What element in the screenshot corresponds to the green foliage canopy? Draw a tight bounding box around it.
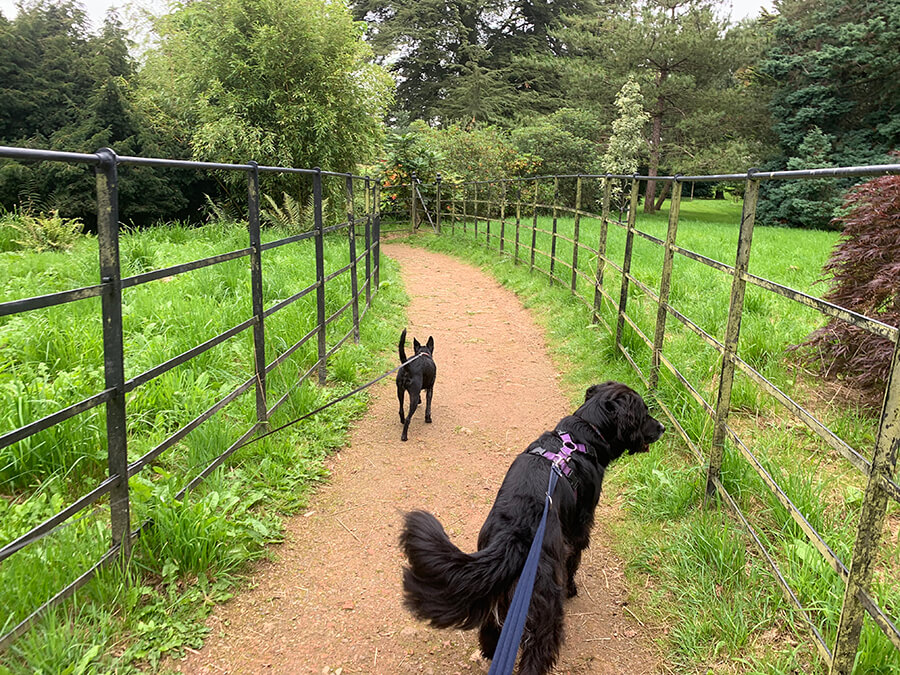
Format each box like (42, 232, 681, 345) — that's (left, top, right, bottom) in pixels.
(756, 0, 900, 228)
(139, 0, 393, 179)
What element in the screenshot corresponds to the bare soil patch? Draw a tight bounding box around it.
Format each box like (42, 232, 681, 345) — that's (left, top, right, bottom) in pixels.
(170, 243, 660, 674)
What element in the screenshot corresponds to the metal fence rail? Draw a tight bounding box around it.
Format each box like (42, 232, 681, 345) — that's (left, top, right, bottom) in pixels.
(0, 145, 382, 651)
(433, 166, 900, 675)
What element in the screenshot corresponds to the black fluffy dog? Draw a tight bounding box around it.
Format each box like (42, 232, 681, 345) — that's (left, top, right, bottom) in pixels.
(396, 328, 436, 442)
(400, 381, 665, 674)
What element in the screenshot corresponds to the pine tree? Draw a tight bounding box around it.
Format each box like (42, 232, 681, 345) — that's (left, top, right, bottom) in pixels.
(756, 0, 900, 228)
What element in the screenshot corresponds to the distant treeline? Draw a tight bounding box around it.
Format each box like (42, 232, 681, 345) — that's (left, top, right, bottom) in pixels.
(0, 0, 897, 228)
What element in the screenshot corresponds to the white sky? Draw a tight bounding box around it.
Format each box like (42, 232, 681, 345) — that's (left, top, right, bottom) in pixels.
(1, 0, 775, 29)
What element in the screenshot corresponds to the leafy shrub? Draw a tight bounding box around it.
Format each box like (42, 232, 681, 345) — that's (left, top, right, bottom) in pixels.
(377, 121, 539, 221)
(9, 210, 84, 252)
(798, 171, 900, 405)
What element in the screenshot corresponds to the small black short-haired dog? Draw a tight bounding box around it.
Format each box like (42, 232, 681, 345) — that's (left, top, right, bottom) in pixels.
(400, 381, 664, 674)
(396, 328, 436, 442)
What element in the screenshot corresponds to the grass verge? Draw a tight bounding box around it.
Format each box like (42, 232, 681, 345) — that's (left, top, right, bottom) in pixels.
(395, 197, 899, 674)
(0, 220, 406, 673)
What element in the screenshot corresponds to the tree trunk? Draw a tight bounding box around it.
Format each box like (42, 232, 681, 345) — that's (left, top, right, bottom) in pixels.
(653, 180, 671, 211)
(644, 69, 668, 214)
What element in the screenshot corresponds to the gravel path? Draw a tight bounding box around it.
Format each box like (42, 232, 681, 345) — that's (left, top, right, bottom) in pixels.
(172, 243, 660, 675)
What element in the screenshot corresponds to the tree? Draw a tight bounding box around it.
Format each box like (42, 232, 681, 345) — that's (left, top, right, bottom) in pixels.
(601, 78, 649, 177)
(353, 0, 592, 125)
(0, 2, 192, 225)
(798, 171, 900, 406)
(551, 0, 772, 211)
(139, 0, 393, 190)
(600, 78, 649, 208)
(755, 0, 900, 228)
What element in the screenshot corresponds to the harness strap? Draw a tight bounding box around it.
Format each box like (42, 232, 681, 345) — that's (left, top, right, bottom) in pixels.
(528, 431, 587, 479)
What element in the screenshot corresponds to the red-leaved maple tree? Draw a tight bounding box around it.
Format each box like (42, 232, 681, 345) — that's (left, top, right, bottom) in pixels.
(800, 171, 900, 407)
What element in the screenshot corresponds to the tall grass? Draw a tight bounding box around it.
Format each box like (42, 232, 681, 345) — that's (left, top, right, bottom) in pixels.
(0, 219, 406, 672)
(401, 197, 898, 674)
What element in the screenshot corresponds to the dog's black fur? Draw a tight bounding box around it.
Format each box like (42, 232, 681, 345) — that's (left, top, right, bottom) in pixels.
(396, 328, 436, 442)
(400, 381, 665, 675)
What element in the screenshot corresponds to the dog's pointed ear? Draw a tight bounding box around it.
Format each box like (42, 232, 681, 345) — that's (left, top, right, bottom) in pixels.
(413, 337, 421, 350)
(426, 336, 434, 352)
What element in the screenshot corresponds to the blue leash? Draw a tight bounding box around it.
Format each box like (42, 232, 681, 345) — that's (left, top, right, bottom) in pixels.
(487, 465, 561, 675)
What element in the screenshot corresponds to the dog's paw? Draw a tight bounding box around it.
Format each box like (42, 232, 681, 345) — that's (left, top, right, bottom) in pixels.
(401, 434, 408, 442)
(425, 415, 432, 423)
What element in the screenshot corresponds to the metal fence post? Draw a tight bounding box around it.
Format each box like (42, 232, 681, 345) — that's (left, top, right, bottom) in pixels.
(462, 183, 468, 235)
(474, 182, 479, 242)
(313, 168, 327, 385)
(499, 181, 507, 253)
(450, 183, 456, 236)
(831, 338, 900, 673)
(485, 182, 492, 249)
(364, 177, 372, 309)
(410, 172, 417, 232)
(615, 177, 641, 347)
(530, 178, 538, 271)
(593, 176, 612, 323)
(550, 176, 560, 281)
(95, 147, 130, 561)
(435, 173, 442, 234)
(706, 173, 759, 501)
(514, 182, 522, 265)
(346, 175, 360, 343)
(374, 181, 381, 289)
(247, 161, 267, 425)
(650, 177, 683, 389)
(571, 175, 582, 293)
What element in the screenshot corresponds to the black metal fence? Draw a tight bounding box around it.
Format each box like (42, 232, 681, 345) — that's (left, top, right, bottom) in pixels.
(422, 166, 900, 675)
(0, 146, 382, 651)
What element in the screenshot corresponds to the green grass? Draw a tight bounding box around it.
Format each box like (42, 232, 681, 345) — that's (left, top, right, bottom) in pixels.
(0, 219, 406, 673)
(398, 196, 898, 674)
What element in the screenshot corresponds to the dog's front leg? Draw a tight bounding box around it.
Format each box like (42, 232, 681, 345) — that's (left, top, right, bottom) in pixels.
(424, 386, 433, 423)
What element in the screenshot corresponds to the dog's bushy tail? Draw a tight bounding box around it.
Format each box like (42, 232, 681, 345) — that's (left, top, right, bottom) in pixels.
(400, 510, 526, 630)
(398, 328, 408, 364)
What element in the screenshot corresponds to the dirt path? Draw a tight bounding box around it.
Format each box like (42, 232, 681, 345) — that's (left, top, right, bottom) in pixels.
(172, 244, 660, 675)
